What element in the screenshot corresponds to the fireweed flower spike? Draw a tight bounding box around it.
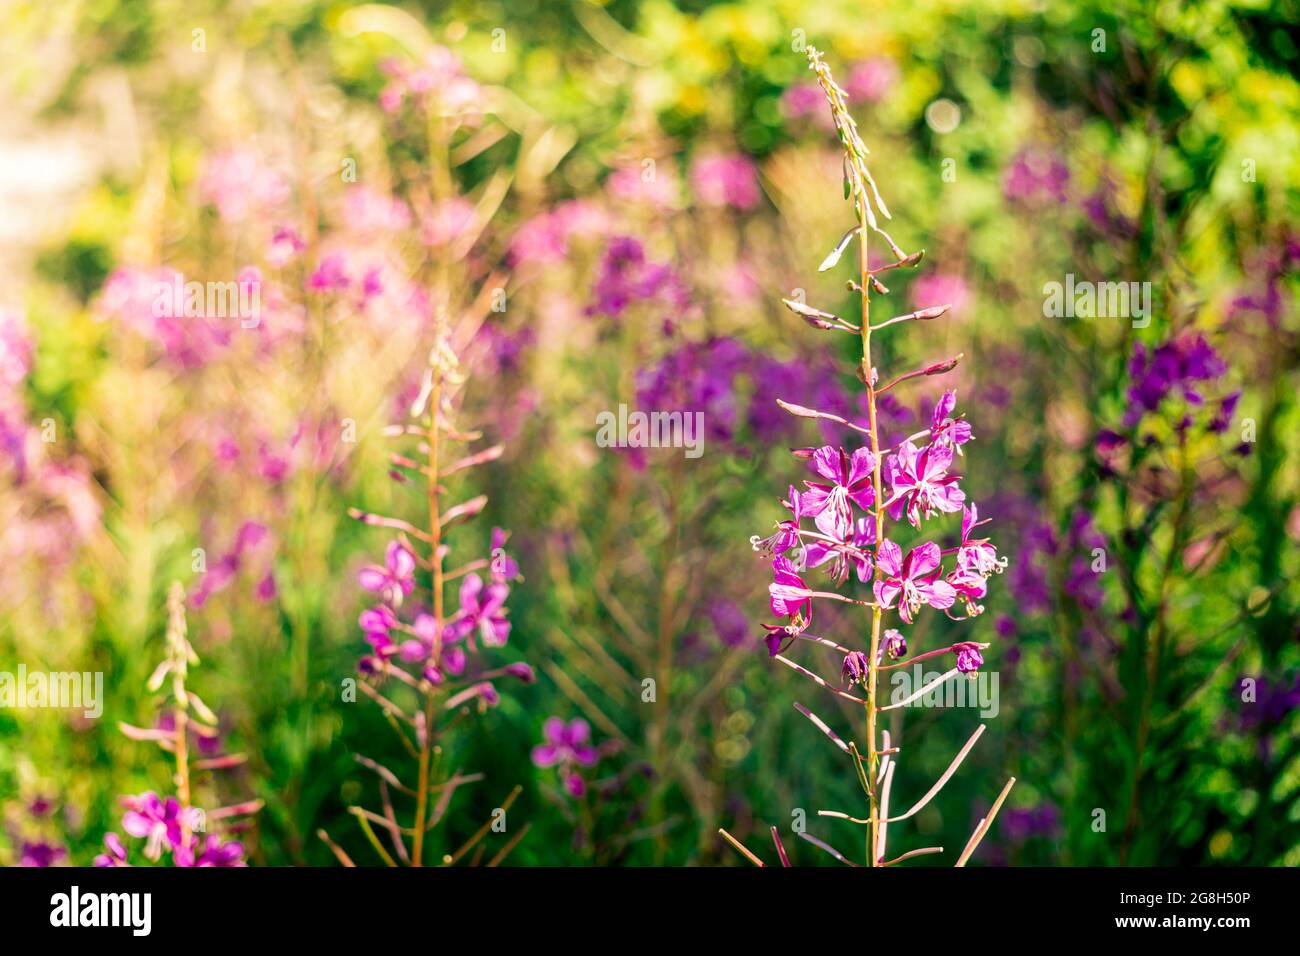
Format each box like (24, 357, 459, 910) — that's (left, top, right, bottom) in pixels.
(722, 49, 1015, 868)
(325, 48, 531, 868)
(105, 583, 261, 867)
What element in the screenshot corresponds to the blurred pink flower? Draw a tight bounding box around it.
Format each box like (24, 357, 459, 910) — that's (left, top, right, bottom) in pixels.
(911, 272, 972, 317)
(378, 47, 481, 115)
(782, 81, 835, 131)
(267, 227, 305, 267)
(343, 187, 411, 234)
(199, 149, 289, 223)
(0, 311, 32, 391)
(421, 197, 476, 246)
(607, 164, 680, 208)
(690, 153, 761, 210)
(508, 200, 609, 266)
(844, 57, 899, 102)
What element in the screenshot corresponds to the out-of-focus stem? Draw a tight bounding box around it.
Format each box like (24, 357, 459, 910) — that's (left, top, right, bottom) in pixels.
(167, 584, 193, 848)
(413, 107, 453, 868)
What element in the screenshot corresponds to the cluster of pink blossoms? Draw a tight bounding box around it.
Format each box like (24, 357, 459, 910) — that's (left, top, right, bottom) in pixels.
(94, 793, 246, 868)
(356, 528, 531, 699)
(757, 389, 1005, 669)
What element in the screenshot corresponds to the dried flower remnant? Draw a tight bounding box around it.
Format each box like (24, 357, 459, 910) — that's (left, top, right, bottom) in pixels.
(722, 49, 1015, 869)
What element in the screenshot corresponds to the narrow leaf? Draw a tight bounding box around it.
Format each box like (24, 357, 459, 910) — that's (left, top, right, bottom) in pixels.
(818, 226, 861, 272)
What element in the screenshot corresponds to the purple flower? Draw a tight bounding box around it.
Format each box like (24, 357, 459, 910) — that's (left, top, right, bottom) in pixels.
(1209, 390, 1241, 434)
(957, 503, 1005, 577)
(358, 542, 416, 607)
(634, 337, 748, 457)
(880, 628, 907, 662)
(450, 573, 511, 647)
(121, 792, 185, 861)
(768, 555, 814, 624)
(803, 515, 875, 585)
(308, 253, 351, 292)
(175, 835, 247, 867)
(842, 650, 870, 687)
(532, 717, 598, 768)
(1123, 334, 1227, 427)
(954, 642, 984, 674)
(532, 717, 598, 797)
(1002, 148, 1070, 207)
(885, 440, 965, 527)
(93, 832, 129, 868)
(709, 598, 751, 648)
(359, 604, 398, 657)
(750, 487, 804, 558)
(929, 390, 973, 451)
(1001, 804, 1062, 843)
(586, 236, 687, 319)
(874, 540, 957, 624)
(19, 840, 66, 867)
(946, 566, 988, 615)
(799, 446, 876, 538)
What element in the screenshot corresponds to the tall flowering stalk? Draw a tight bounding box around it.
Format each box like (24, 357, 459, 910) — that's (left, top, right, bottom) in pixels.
(319, 46, 533, 868)
(329, 321, 533, 868)
(722, 49, 1014, 867)
(100, 583, 262, 866)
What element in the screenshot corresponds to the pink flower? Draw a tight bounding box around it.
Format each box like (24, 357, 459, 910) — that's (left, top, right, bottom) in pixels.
(93, 832, 129, 867)
(879, 628, 907, 662)
(0, 312, 32, 391)
(885, 440, 965, 527)
(910, 272, 971, 317)
(422, 197, 476, 246)
(308, 253, 351, 292)
(532, 717, 598, 797)
(690, 153, 761, 210)
(121, 793, 185, 861)
(343, 187, 411, 234)
(781, 81, 833, 129)
(357, 542, 416, 607)
(768, 555, 813, 622)
(874, 540, 957, 623)
(449, 573, 511, 647)
(930, 390, 973, 451)
(174, 835, 247, 867)
(199, 149, 289, 223)
(945, 566, 987, 615)
(607, 164, 681, 208)
(954, 642, 984, 673)
(844, 57, 899, 103)
(751, 485, 804, 558)
(842, 650, 870, 687)
(378, 47, 481, 115)
(508, 201, 609, 266)
(799, 446, 876, 538)
(803, 515, 875, 584)
(957, 503, 1005, 577)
